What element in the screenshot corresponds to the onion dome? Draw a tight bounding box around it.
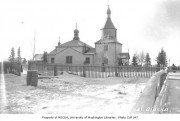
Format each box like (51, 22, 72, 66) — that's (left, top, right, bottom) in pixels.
(73, 23, 80, 40)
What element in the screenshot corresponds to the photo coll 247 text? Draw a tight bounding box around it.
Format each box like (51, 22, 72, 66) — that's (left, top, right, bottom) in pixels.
(42, 115, 138, 120)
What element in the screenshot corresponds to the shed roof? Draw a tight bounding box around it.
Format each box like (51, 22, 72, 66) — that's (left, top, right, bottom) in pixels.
(118, 53, 130, 59)
(34, 54, 43, 60)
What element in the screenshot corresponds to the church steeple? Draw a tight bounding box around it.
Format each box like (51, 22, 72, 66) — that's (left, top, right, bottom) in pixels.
(103, 5, 116, 29)
(101, 5, 117, 40)
(73, 23, 80, 40)
(58, 36, 61, 46)
(107, 5, 111, 18)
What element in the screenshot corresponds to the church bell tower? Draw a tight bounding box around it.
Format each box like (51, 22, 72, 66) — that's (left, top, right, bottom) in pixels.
(95, 5, 122, 65)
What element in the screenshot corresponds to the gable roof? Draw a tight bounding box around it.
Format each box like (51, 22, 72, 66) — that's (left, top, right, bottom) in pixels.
(61, 40, 93, 48)
(48, 40, 95, 56)
(95, 39, 122, 45)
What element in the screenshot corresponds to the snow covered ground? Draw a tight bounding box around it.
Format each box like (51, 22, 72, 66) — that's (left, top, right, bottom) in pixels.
(0, 72, 149, 114)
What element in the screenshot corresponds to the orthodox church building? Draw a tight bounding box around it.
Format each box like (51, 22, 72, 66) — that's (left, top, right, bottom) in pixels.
(48, 6, 129, 65)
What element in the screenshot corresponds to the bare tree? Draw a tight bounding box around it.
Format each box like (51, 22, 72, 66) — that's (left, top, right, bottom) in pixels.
(136, 51, 145, 66)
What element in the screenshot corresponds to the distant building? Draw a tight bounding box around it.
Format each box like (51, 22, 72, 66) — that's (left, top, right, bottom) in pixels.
(48, 6, 129, 65)
(34, 54, 43, 61)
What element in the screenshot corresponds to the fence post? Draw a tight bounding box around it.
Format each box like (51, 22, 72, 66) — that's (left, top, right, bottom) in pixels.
(115, 66, 118, 77)
(101, 63, 105, 72)
(54, 65, 57, 76)
(18, 63, 21, 76)
(10, 62, 12, 73)
(28, 61, 31, 70)
(83, 65, 86, 77)
(83, 61, 86, 77)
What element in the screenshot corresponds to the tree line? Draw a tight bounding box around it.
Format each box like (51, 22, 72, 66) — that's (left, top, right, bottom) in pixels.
(132, 51, 151, 67)
(131, 48, 171, 67)
(8, 47, 27, 64)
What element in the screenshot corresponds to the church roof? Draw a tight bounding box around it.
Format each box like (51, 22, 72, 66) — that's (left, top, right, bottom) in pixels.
(60, 24, 93, 48)
(61, 40, 93, 48)
(49, 49, 56, 55)
(95, 39, 122, 45)
(49, 40, 94, 55)
(84, 48, 95, 55)
(49, 25, 94, 55)
(102, 6, 116, 29)
(102, 18, 116, 29)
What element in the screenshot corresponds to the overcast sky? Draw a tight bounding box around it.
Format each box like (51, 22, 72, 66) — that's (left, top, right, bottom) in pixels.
(0, 0, 180, 65)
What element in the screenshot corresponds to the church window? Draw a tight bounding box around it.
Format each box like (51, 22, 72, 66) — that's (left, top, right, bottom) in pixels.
(51, 58, 55, 63)
(66, 56, 72, 64)
(85, 57, 90, 64)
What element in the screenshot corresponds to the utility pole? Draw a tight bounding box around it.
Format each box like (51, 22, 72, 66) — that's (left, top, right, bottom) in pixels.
(128, 49, 129, 65)
(115, 43, 117, 65)
(33, 31, 36, 62)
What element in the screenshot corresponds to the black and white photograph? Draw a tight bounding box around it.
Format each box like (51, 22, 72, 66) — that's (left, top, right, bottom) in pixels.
(0, 0, 180, 120)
